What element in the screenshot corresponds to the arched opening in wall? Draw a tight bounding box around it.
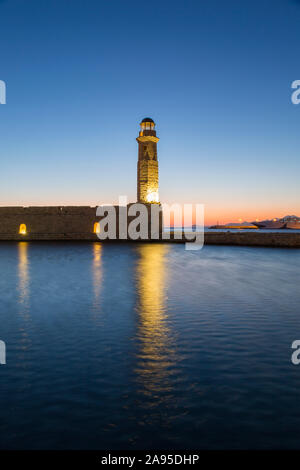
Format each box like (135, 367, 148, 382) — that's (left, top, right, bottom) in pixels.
(93, 222, 100, 234)
(19, 224, 27, 235)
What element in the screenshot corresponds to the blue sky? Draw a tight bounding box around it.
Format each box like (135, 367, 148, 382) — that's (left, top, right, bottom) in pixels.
(0, 0, 299, 223)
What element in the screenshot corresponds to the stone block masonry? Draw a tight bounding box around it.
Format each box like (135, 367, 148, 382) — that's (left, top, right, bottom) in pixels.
(0, 205, 162, 241)
(0, 206, 299, 247)
(0, 206, 100, 240)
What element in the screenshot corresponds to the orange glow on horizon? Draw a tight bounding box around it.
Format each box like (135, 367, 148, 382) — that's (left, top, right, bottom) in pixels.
(160, 202, 300, 227)
(2, 199, 299, 229)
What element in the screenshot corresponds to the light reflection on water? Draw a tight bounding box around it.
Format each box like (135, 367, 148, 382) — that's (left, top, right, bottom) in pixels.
(92, 243, 102, 312)
(0, 242, 300, 449)
(17, 242, 31, 357)
(18, 242, 29, 307)
(135, 244, 176, 396)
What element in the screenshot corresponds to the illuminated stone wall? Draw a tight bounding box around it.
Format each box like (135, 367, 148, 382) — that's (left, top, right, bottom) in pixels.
(0, 207, 299, 245)
(0, 206, 98, 240)
(0, 205, 163, 241)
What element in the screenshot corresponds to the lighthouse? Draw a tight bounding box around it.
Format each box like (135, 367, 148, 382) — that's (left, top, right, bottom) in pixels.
(136, 118, 159, 204)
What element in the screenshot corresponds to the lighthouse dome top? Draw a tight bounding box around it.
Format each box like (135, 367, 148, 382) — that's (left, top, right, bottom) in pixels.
(141, 117, 154, 123)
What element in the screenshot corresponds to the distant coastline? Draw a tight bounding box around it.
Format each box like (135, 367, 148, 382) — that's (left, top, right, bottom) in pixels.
(208, 215, 300, 231)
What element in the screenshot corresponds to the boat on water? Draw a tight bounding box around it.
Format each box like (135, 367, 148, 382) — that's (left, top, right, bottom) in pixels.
(252, 215, 300, 230)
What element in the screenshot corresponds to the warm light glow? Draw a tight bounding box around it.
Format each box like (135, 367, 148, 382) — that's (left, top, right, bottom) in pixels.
(92, 244, 102, 312)
(93, 222, 100, 234)
(18, 242, 29, 310)
(141, 121, 155, 130)
(136, 244, 175, 394)
(19, 224, 27, 235)
(146, 191, 159, 203)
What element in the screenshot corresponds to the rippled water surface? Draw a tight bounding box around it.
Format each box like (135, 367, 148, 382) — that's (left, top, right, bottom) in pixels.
(0, 242, 300, 449)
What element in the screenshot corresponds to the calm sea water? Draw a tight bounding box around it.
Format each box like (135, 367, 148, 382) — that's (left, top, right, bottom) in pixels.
(0, 242, 300, 449)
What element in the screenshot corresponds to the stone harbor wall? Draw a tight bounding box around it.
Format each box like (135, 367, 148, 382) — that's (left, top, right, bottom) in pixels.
(203, 231, 300, 248)
(0, 206, 161, 241)
(0, 206, 299, 247)
(0, 206, 98, 240)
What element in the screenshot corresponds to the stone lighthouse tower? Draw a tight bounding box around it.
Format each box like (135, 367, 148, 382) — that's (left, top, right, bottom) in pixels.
(136, 117, 159, 203)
